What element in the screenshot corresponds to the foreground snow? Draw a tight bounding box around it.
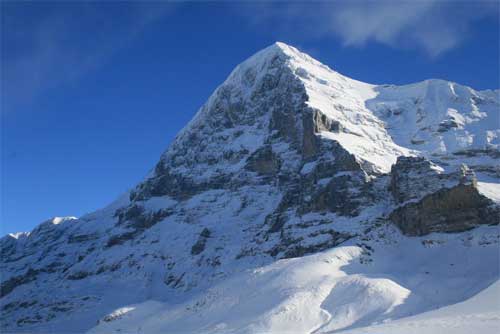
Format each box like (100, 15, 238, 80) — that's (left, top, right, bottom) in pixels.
(89, 226, 499, 334)
(338, 280, 500, 334)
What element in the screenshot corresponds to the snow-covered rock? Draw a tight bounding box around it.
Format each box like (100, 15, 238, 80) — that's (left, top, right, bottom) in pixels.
(1, 42, 499, 333)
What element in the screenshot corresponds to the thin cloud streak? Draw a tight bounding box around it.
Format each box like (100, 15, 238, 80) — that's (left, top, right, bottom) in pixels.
(1, 2, 174, 113)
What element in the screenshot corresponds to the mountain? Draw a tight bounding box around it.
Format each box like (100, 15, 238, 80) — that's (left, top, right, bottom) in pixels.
(1, 42, 499, 333)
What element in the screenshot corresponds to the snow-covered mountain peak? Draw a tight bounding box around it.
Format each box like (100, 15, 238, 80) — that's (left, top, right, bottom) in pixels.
(5, 232, 29, 241)
(232, 41, 325, 71)
(155, 42, 499, 177)
(48, 216, 78, 225)
(1, 43, 498, 333)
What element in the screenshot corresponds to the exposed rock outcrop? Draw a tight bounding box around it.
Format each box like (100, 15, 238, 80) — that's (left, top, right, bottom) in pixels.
(390, 156, 446, 204)
(389, 156, 497, 236)
(390, 183, 499, 236)
(191, 228, 211, 255)
(390, 156, 479, 203)
(245, 146, 281, 176)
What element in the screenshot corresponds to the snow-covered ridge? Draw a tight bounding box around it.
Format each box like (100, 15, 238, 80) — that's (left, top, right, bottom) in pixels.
(1, 42, 498, 333)
(279, 42, 498, 172)
(6, 232, 30, 240)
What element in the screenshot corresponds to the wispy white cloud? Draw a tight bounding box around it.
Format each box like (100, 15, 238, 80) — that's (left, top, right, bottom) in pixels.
(238, 1, 497, 58)
(330, 1, 435, 48)
(328, 0, 496, 57)
(1, 2, 174, 112)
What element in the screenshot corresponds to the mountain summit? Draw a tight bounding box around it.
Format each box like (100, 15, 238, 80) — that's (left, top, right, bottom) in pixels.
(1, 43, 499, 333)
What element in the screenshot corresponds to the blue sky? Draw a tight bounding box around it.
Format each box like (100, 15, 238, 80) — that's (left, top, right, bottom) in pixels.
(1, 1, 499, 234)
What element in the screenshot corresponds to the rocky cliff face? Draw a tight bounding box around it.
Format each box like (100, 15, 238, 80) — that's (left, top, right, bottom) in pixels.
(389, 157, 498, 235)
(1, 42, 499, 332)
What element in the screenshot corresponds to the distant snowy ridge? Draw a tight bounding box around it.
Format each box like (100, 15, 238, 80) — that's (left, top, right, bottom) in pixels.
(1, 42, 498, 333)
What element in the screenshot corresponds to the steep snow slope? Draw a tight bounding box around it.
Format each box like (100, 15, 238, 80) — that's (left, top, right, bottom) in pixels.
(267, 43, 498, 173)
(279, 44, 411, 173)
(1, 42, 499, 333)
(88, 225, 499, 334)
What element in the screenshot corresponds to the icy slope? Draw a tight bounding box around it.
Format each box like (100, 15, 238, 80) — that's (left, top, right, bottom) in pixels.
(1, 42, 499, 333)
